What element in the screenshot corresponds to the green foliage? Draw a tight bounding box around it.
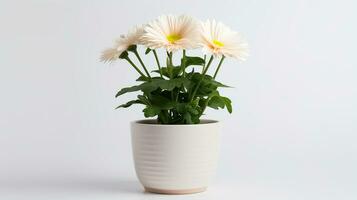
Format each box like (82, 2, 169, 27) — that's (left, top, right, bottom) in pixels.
(183, 56, 205, 67)
(115, 99, 143, 109)
(115, 51, 233, 124)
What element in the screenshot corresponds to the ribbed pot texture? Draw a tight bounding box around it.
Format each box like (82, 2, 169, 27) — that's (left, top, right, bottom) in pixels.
(131, 119, 220, 194)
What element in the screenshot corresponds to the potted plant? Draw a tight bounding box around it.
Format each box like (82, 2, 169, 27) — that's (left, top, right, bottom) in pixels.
(101, 14, 248, 194)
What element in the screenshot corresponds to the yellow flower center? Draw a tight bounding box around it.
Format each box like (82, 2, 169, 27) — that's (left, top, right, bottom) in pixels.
(166, 34, 181, 43)
(213, 39, 224, 47)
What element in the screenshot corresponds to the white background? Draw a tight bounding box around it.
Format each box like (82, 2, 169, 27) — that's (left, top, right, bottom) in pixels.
(1, 0, 356, 199)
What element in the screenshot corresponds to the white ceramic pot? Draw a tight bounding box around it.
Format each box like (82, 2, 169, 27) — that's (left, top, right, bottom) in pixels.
(131, 119, 220, 194)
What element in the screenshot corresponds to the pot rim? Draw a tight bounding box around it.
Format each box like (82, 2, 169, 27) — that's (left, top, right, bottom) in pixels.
(131, 119, 219, 127)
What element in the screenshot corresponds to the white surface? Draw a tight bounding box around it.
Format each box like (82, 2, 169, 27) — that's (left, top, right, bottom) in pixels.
(2, 177, 353, 200)
(0, 0, 356, 199)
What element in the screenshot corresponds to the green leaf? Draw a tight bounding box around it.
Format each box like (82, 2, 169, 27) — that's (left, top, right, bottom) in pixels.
(152, 67, 182, 78)
(116, 78, 190, 98)
(184, 56, 205, 67)
(191, 97, 200, 107)
(115, 85, 143, 97)
(187, 106, 199, 115)
(191, 114, 200, 124)
(115, 83, 156, 97)
(158, 78, 189, 91)
(115, 100, 143, 109)
(148, 94, 176, 109)
(221, 96, 233, 113)
(158, 110, 169, 124)
(185, 72, 231, 97)
(143, 106, 160, 117)
(175, 103, 186, 113)
(188, 72, 231, 87)
(175, 103, 199, 115)
(137, 95, 151, 105)
(137, 76, 163, 82)
(211, 79, 231, 88)
(136, 76, 149, 82)
(208, 96, 225, 109)
(208, 90, 220, 98)
(183, 112, 193, 124)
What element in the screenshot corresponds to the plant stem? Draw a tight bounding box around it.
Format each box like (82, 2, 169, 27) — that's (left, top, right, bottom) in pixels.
(176, 50, 186, 102)
(166, 51, 174, 78)
(202, 55, 214, 75)
(167, 51, 174, 100)
(198, 56, 225, 116)
(182, 50, 186, 77)
(175, 89, 180, 102)
(190, 55, 214, 101)
(168, 51, 173, 66)
(124, 57, 146, 78)
(152, 50, 162, 78)
(213, 56, 225, 79)
(133, 49, 151, 79)
(202, 54, 207, 73)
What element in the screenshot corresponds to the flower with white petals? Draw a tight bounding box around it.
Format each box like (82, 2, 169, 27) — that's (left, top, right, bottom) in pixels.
(100, 25, 145, 63)
(141, 15, 199, 52)
(199, 20, 248, 61)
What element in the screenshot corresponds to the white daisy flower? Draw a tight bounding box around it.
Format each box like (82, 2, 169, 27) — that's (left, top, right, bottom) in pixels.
(100, 25, 145, 63)
(141, 14, 199, 52)
(100, 48, 121, 63)
(199, 20, 248, 61)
